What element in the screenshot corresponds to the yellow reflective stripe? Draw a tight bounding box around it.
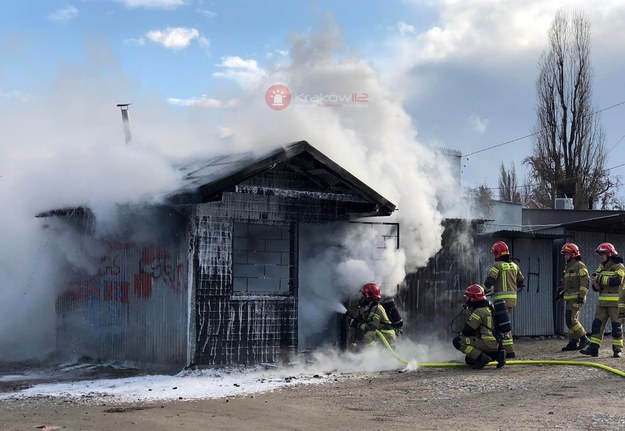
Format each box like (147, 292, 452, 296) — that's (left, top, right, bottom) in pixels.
(600, 271, 617, 276)
(489, 267, 500, 276)
(482, 335, 496, 341)
(470, 313, 480, 321)
(599, 296, 619, 301)
(619, 304, 625, 311)
(563, 295, 578, 300)
(570, 322, 583, 331)
(614, 339, 624, 347)
(502, 339, 514, 346)
(590, 336, 602, 344)
(579, 268, 589, 276)
(618, 269, 625, 277)
(493, 293, 517, 299)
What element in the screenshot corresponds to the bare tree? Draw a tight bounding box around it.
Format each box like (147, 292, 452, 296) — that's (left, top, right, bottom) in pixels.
(498, 162, 521, 202)
(468, 184, 495, 218)
(524, 10, 614, 209)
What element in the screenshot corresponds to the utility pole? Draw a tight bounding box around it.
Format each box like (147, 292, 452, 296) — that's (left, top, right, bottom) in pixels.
(116, 103, 132, 145)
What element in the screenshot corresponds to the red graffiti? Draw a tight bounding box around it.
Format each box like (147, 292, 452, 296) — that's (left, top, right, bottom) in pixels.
(134, 273, 152, 299)
(103, 281, 129, 303)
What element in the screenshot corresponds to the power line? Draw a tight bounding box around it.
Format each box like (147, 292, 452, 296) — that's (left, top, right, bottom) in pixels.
(463, 99, 625, 158)
(482, 161, 625, 191)
(463, 133, 536, 157)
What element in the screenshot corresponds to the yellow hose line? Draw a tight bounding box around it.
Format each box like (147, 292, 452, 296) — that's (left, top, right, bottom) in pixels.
(373, 330, 625, 378)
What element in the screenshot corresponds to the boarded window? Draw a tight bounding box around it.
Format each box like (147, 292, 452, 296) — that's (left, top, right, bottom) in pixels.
(232, 223, 291, 294)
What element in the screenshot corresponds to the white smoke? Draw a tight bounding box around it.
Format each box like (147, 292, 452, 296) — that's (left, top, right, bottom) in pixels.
(0, 16, 464, 362)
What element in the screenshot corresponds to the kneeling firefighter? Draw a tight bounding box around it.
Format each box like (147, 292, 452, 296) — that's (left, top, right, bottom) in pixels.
(452, 284, 506, 369)
(345, 282, 398, 348)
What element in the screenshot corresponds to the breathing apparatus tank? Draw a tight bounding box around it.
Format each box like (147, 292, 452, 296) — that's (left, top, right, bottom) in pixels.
(382, 296, 404, 330)
(491, 299, 512, 334)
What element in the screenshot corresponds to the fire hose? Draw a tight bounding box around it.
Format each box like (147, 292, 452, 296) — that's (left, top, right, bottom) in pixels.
(373, 329, 625, 378)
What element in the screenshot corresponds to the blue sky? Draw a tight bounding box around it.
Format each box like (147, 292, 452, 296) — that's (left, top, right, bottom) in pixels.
(4, 0, 625, 199)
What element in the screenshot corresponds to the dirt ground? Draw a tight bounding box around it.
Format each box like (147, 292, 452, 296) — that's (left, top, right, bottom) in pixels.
(3, 337, 625, 431)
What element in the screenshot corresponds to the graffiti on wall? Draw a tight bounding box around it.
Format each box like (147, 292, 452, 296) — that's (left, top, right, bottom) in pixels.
(61, 243, 187, 302)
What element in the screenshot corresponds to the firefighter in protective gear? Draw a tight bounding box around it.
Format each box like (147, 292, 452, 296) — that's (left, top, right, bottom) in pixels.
(452, 284, 505, 369)
(346, 283, 397, 349)
(557, 243, 591, 351)
(484, 241, 525, 358)
(580, 242, 625, 358)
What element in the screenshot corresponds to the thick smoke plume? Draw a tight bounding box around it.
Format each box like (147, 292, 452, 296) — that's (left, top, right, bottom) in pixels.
(0, 17, 463, 362)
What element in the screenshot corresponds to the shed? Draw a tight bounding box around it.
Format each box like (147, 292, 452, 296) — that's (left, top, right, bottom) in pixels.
(41, 141, 395, 370)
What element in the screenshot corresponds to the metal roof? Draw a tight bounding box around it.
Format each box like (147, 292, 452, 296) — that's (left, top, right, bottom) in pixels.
(166, 140, 396, 215)
(479, 229, 565, 239)
(559, 212, 625, 234)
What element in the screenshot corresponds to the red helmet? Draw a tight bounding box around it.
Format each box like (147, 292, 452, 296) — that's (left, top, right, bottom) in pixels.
(464, 284, 486, 302)
(491, 241, 509, 258)
(561, 243, 580, 258)
(595, 242, 618, 257)
(361, 282, 382, 301)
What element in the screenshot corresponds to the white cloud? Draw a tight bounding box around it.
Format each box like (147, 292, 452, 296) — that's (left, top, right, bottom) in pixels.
(145, 27, 204, 50)
(47, 6, 79, 22)
(468, 114, 489, 134)
(397, 21, 416, 35)
(212, 56, 267, 90)
(123, 37, 146, 47)
(117, 0, 186, 9)
(197, 8, 216, 19)
(167, 95, 238, 108)
(1, 89, 29, 102)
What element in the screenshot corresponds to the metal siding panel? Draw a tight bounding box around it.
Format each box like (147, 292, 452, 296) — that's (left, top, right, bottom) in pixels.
(511, 238, 554, 336)
(57, 240, 189, 369)
(401, 221, 480, 335)
(477, 237, 554, 336)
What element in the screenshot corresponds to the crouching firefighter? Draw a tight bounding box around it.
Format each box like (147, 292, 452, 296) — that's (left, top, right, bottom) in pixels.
(346, 282, 397, 349)
(452, 284, 506, 370)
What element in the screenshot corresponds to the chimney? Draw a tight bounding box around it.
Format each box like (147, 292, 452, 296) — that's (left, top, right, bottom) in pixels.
(116, 103, 132, 145)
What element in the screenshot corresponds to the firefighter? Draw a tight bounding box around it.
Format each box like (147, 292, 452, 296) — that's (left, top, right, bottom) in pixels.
(580, 242, 625, 358)
(452, 284, 505, 369)
(484, 241, 525, 358)
(557, 242, 591, 351)
(346, 282, 397, 349)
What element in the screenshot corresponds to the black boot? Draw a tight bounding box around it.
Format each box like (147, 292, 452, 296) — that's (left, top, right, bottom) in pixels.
(472, 353, 492, 370)
(578, 335, 590, 350)
(613, 348, 622, 358)
(505, 351, 516, 359)
(580, 343, 599, 357)
(561, 340, 578, 351)
(495, 350, 506, 368)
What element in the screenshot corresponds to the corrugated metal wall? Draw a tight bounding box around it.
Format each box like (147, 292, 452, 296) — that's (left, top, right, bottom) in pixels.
(477, 236, 555, 336)
(401, 220, 480, 335)
(56, 241, 189, 370)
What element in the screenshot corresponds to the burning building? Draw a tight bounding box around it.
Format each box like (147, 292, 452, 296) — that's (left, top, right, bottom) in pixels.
(40, 141, 395, 370)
